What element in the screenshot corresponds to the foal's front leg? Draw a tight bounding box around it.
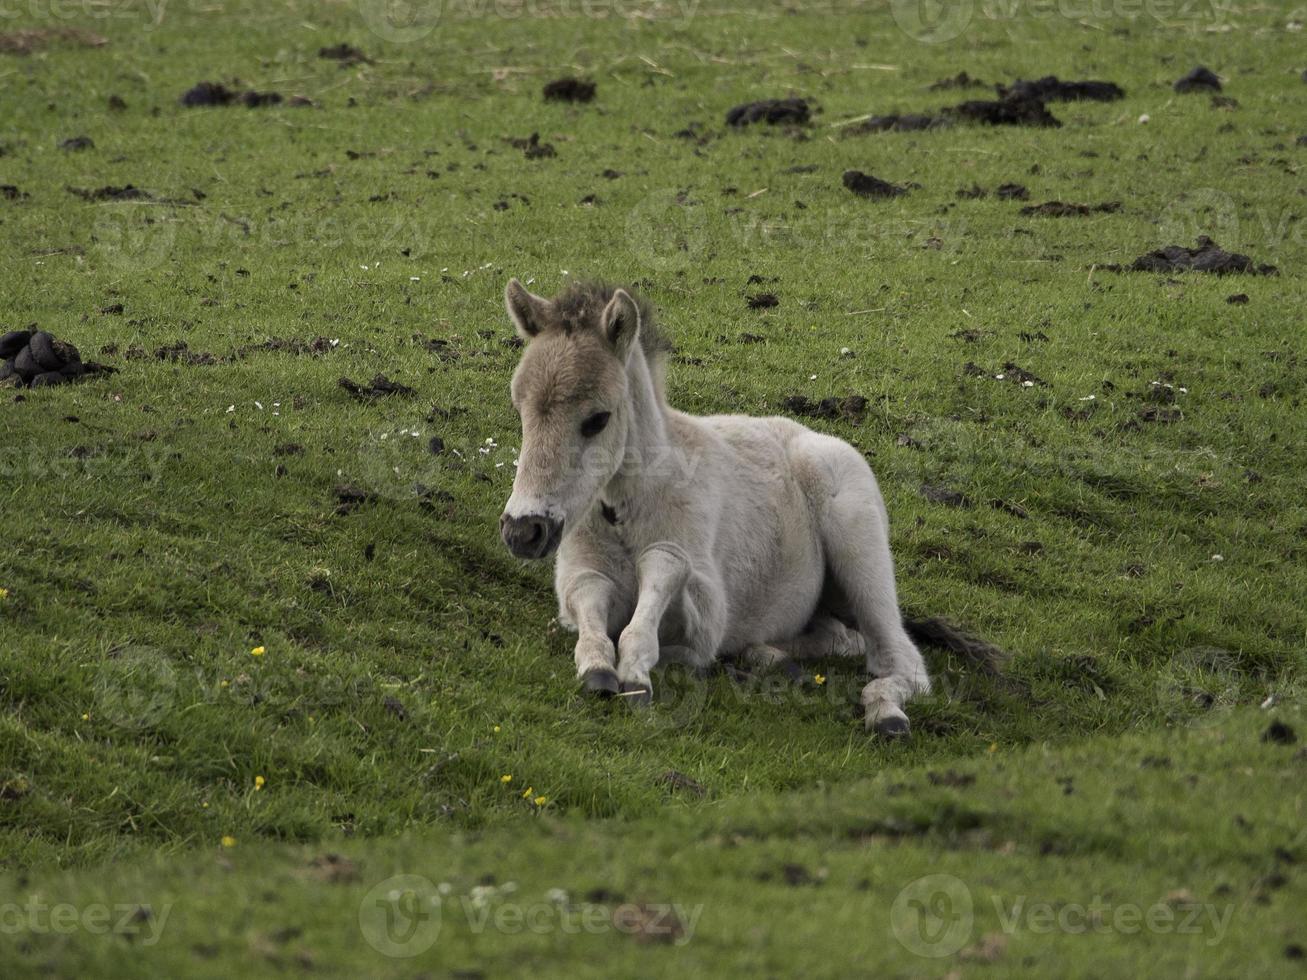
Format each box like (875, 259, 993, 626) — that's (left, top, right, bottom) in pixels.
(615, 544, 691, 706)
(563, 570, 622, 696)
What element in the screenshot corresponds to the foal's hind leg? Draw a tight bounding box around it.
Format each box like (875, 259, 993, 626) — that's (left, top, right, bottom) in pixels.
(740, 617, 866, 683)
(803, 438, 930, 738)
(776, 614, 868, 661)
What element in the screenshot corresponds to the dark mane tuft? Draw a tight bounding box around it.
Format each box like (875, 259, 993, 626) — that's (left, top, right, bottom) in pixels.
(547, 280, 672, 367)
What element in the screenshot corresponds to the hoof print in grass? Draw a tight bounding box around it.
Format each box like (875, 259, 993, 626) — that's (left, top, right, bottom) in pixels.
(543, 77, 595, 103)
(59, 135, 94, 152)
(746, 293, 779, 309)
(842, 170, 906, 198)
(726, 98, 810, 126)
(1174, 66, 1222, 93)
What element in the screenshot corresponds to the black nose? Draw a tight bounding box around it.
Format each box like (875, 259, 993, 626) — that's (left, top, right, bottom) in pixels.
(500, 513, 563, 559)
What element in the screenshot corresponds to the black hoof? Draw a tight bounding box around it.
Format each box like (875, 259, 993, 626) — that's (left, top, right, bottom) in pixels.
(581, 669, 620, 697)
(873, 715, 911, 740)
(619, 681, 652, 708)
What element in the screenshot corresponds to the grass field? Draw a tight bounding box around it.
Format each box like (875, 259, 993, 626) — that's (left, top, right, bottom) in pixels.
(1, 0, 1305, 975)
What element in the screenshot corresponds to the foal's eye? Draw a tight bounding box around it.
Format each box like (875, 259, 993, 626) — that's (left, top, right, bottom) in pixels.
(580, 411, 611, 437)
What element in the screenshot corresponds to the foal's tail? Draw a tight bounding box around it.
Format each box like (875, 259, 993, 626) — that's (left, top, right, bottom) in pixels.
(902, 615, 1007, 675)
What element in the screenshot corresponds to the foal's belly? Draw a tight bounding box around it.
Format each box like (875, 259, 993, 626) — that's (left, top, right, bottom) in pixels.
(708, 422, 826, 650)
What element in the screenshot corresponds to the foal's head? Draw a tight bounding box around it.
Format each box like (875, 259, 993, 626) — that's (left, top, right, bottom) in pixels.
(499, 279, 653, 560)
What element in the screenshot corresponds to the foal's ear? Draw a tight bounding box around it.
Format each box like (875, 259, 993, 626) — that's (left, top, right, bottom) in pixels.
(601, 289, 641, 362)
(504, 278, 550, 340)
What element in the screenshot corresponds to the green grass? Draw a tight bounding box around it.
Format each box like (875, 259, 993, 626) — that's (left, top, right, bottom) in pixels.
(1, 0, 1305, 974)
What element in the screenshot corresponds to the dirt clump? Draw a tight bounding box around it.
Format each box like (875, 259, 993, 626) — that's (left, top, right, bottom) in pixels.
(338, 374, 415, 399)
(1020, 201, 1121, 216)
(507, 133, 556, 159)
(319, 43, 371, 65)
(1112, 237, 1277, 275)
(1174, 66, 1221, 93)
(543, 77, 596, 103)
(180, 81, 293, 108)
(948, 94, 1060, 127)
(726, 98, 810, 126)
(781, 394, 868, 422)
(999, 76, 1124, 102)
(929, 72, 987, 91)
(1, 329, 115, 389)
(843, 171, 907, 198)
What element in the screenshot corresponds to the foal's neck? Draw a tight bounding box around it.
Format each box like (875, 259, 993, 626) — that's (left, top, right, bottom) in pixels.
(607, 348, 675, 499)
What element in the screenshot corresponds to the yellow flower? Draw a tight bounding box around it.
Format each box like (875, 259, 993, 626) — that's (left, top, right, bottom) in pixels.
(81, 713, 90, 721)
(250, 646, 266, 656)
(988, 742, 998, 754)
(221, 835, 237, 848)
(813, 674, 826, 686)
(219, 679, 230, 688)
(254, 775, 266, 791)
(500, 774, 512, 784)
(492, 725, 501, 733)
(0, 587, 9, 600)
(533, 796, 547, 807)
(521, 786, 533, 799)
(202, 801, 209, 809)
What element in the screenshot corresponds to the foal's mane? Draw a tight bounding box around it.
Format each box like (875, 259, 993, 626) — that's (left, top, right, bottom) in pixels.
(550, 281, 672, 383)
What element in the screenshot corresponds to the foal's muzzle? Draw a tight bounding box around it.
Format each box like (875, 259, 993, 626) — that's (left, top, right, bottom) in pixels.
(500, 513, 563, 560)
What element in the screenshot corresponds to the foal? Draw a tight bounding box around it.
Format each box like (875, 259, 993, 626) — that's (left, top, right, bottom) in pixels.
(499, 279, 996, 738)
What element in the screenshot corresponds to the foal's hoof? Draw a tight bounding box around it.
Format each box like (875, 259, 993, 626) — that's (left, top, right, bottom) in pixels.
(619, 681, 652, 708)
(581, 669, 620, 698)
(872, 716, 911, 740)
